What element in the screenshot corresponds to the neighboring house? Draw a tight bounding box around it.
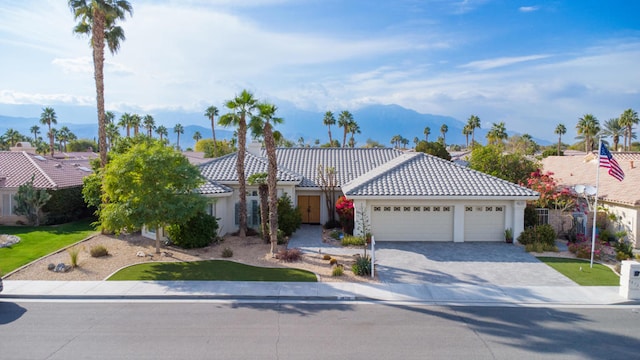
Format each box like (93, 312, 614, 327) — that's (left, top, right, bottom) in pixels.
(0, 144, 96, 225)
(542, 152, 640, 248)
(186, 142, 538, 242)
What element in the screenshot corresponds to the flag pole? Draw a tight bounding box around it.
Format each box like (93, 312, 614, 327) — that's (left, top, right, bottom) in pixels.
(590, 137, 602, 268)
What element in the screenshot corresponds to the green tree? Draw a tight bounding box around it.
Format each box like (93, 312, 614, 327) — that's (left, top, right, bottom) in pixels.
(68, 138, 98, 152)
(462, 125, 472, 148)
(3, 128, 23, 147)
(347, 120, 360, 148)
(338, 110, 353, 148)
(219, 89, 258, 237)
(467, 115, 481, 145)
(554, 123, 566, 156)
(248, 172, 269, 243)
(486, 122, 508, 146)
(323, 111, 336, 146)
(193, 131, 202, 143)
(13, 175, 52, 226)
(143, 114, 155, 137)
(440, 124, 448, 147)
(204, 105, 219, 153)
(415, 141, 451, 160)
(156, 125, 168, 142)
(69, 0, 133, 168)
(619, 108, 638, 150)
(100, 140, 206, 253)
(423, 126, 430, 142)
(30, 125, 40, 143)
(105, 122, 120, 150)
(130, 113, 141, 136)
(40, 107, 57, 156)
(576, 114, 600, 152)
(173, 123, 184, 150)
(118, 112, 132, 137)
(601, 118, 624, 151)
(468, 144, 538, 184)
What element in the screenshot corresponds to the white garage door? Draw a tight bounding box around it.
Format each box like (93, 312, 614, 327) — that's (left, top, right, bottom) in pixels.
(370, 205, 453, 241)
(463, 205, 505, 241)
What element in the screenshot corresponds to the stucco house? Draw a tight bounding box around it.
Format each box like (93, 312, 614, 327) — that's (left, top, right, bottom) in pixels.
(0, 143, 96, 225)
(182, 142, 538, 242)
(542, 152, 640, 248)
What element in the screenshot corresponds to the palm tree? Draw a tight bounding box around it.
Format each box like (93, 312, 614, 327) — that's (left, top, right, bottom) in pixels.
(39, 107, 57, 156)
(347, 120, 360, 148)
(69, 0, 133, 168)
(58, 126, 74, 152)
(423, 126, 430, 142)
(3, 129, 22, 147)
(467, 115, 481, 145)
(486, 122, 508, 145)
(118, 113, 132, 137)
(250, 102, 283, 255)
(130, 113, 141, 136)
(601, 118, 624, 152)
(30, 125, 40, 143)
(390, 134, 401, 148)
(173, 123, 184, 150)
(554, 123, 566, 155)
(143, 114, 155, 137)
(105, 122, 119, 150)
(105, 110, 115, 124)
(462, 124, 472, 148)
(219, 89, 258, 237)
(401, 137, 409, 149)
(576, 114, 600, 152)
(619, 108, 639, 150)
(193, 131, 202, 144)
(413, 137, 420, 147)
(440, 124, 448, 147)
(338, 110, 353, 148)
(204, 105, 219, 153)
(156, 125, 168, 142)
(323, 111, 336, 146)
(51, 128, 60, 153)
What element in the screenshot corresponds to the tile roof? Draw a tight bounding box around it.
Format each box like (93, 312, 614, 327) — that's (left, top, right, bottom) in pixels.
(267, 147, 404, 187)
(542, 153, 640, 206)
(199, 151, 302, 183)
(343, 152, 539, 198)
(0, 151, 93, 189)
(197, 180, 233, 195)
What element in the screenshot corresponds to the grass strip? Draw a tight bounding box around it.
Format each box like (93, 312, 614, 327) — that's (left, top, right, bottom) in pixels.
(537, 256, 619, 286)
(107, 260, 318, 282)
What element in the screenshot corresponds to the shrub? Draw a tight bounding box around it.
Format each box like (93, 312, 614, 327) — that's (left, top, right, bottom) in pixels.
(322, 254, 332, 260)
(278, 248, 302, 262)
(221, 247, 233, 258)
(329, 258, 338, 265)
(166, 212, 219, 249)
(68, 246, 80, 268)
(324, 219, 341, 229)
(524, 242, 558, 253)
(352, 255, 371, 276)
(524, 205, 538, 228)
(541, 148, 563, 158)
(278, 194, 302, 236)
(614, 240, 634, 260)
(330, 230, 342, 240)
(568, 240, 604, 260)
(332, 264, 344, 277)
(517, 224, 556, 246)
(90, 245, 109, 257)
(43, 187, 91, 225)
(335, 196, 354, 234)
(341, 235, 365, 247)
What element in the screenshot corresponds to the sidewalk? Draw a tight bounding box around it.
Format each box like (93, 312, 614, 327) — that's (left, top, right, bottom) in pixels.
(0, 280, 630, 306)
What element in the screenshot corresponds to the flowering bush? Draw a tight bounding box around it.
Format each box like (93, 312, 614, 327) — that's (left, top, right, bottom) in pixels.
(525, 169, 575, 211)
(567, 236, 614, 260)
(335, 196, 354, 235)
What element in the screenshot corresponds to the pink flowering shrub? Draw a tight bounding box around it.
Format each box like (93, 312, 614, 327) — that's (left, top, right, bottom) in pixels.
(335, 196, 354, 235)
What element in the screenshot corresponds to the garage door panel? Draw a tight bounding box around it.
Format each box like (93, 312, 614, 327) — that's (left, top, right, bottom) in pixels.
(464, 205, 505, 241)
(371, 205, 453, 241)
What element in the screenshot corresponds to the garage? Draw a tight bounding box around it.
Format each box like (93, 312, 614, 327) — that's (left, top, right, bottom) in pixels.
(370, 204, 453, 241)
(463, 205, 506, 241)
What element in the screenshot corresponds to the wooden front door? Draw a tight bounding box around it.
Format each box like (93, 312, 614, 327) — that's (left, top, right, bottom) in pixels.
(298, 195, 321, 224)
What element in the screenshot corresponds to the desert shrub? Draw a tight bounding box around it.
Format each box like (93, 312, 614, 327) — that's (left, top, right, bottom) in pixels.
(332, 264, 344, 277)
(221, 247, 233, 258)
(322, 254, 332, 260)
(329, 258, 338, 265)
(341, 235, 365, 246)
(517, 224, 556, 246)
(278, 248, 302, 262)
(568, 240, 605, 260)
(68, 246, 80, 268)
(166, 212, 219, 249)
(541, 148, 563, 158)
(615, 241, 634, 260)
(330, 230, 342, 240)
(90, 244, 109, 257)
(524, 242, 558, 253)
(324, 219, 341, 229)
(278, 194, 302, 236)
(352, 255, 371, 276)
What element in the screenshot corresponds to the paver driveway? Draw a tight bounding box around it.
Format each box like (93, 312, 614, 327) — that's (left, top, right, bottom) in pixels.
(289, 225, 576, 286)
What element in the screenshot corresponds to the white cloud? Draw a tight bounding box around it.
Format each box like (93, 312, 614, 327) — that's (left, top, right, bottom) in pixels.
(519, 6, 540, 13)
(459, 54, 551, 71)
(0, 90, 93, 106)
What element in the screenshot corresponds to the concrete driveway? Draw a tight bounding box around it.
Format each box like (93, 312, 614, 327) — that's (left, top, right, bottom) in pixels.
(289, 225, 576, 286)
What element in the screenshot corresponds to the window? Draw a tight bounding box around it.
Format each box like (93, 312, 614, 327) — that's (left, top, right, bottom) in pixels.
(485, 206, 493, 212)
(235, 200, 260, 226)
(423, 206, 431, 212)
(2, 193, 16, 217)
(465, 206, 473, 212)
(496, 206, 504, 212)
(373, 206, 381, 212)
(413, 206, 421, 212)
(206, 203, 216, 217)
(443, 206, 451, 212)
(536, 208, 549, 225)
(433, 206, 441, 212)
(393, 206, 401, 212)
(383, 206, 391, 212)
(403, 206, 411, 212)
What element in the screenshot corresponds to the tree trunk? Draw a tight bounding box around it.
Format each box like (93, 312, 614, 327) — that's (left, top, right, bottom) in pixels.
(328, 126, 332, 146)
(258, 183, 269, 243)
(155, 226, 161, 254)
(91, 10, 107, 168)
(237, 119, 247, 237)
(211, 116, 217, 156)
(264, 123, 279, 256)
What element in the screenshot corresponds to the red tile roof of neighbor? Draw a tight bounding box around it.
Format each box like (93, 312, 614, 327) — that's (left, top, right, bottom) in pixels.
(0, 151, 96, 190)
(541, 152, 640, 206)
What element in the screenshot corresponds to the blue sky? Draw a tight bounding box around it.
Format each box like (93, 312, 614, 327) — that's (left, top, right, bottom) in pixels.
(1, 0, 639, 141)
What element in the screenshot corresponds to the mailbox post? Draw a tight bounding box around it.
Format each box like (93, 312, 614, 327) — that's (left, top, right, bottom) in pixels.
(619, 261, 640, 300)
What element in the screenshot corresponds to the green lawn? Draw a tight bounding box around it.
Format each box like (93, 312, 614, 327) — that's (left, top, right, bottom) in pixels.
(0, 219, 97, 275)
(108, 260, 318, 282)
(537, 257, 620, 286)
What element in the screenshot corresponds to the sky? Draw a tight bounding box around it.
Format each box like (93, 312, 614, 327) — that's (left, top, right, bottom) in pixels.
(1, 0, 639, 142)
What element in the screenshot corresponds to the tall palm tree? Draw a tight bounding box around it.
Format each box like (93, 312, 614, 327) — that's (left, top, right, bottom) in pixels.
(105, 110, 115, 124)
(576, 114, 600, 152)
(156, 125, 168, 142)
(487, 122, 508, 145)
(118, 112, 132, 137)
(39, 107, 57, 156)
(193, 131, 202, 143)
(413, 137, 420, 147)
(30, 125, 40, 143)
(467, 115, 481, 145)
(250, 102, 283, 256)
(401, 137, 409, 149)
(51, 128, 60, 153)
(204, 105, 219, 153)
(619, 108, 639, 150)
(323, 111, 336, 146)
(219, 89, 258, 238)
(130, 113, 141, 136)
(423, 126, 430, 142)
(390, 134, 401, 148)
(105, 122, 119, 150)
(143, 114, 155, 137)
(58, 126, 74, 152)
(69, 0, 133, 168)
(338, 110, 353, 148)
(347, 120, 360, 148)
(462, 124, 472, 148)
(601, 118, 624, 152)
(3, 129, 22, 147)
(173, 123, 184, 150)
(554, 123, 566, 155)
(440, 124, 448, 147)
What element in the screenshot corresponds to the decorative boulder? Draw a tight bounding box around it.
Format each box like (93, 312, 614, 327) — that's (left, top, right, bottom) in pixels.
(54, 263, 67, 273)
(47, 263, 55, 271)
(136, 251, 146, 257)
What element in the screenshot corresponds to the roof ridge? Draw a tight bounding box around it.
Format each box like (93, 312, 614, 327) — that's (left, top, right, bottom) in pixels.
(23, 152, 57, 188)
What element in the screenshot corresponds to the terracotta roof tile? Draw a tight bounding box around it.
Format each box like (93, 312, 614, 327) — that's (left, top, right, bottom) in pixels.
(0, 151, 93, 189)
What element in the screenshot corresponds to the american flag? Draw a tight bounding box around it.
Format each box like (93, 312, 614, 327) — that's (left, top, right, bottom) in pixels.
(599, 142, 624, 181)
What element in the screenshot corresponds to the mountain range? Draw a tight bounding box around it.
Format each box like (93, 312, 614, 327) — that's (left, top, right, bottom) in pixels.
(0, 103, 550, 150)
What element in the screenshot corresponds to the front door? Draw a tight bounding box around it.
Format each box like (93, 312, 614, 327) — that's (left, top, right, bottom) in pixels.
(298, 195, 321, 224)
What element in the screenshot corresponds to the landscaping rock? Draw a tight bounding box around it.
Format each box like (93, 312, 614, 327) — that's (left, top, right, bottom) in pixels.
(54, 263, 67, 273)
(136, 251, 145, 257)
(0, 234, 20, 248)
(47, 263, 55, 271)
